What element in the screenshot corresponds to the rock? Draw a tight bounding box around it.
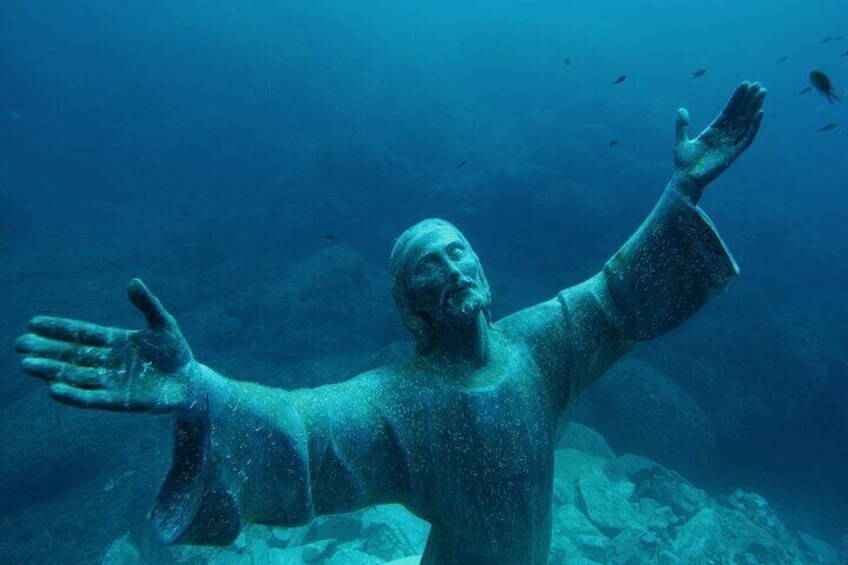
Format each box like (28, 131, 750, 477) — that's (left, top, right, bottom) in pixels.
(268, 527, 296, 549)
(798, 532, 840, 564)
(568, 359, 716, 478)
(723, 489, 794, 542)
(552, 477, 576, 507)
(576, 469, 639, 536)
(554, 448, 607, 485)
(671, 508, 725, 562)
(553, 504, 605, 537)
(657, 550, 681, 565)
(384, 557, 423, 565)
(557, 421, 617, 460)
(607, 527, 655, 565)
(617, 454, 707, 519)
(552, 504, 608, 562)
(100, 534, 140, 565)
(303, 512, 363, 544)
(639, 499, 681, 537)
(302, 538, 337, 563)
(359, 504, 429, 561)
(266, 538, 337, 564)
(327, 546, 385, 564)
(213, 244, 393, 388)
(837, 534, 848, 564)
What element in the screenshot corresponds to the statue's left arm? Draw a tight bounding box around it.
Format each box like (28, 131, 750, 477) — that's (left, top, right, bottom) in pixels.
(498, 82, 766, 412)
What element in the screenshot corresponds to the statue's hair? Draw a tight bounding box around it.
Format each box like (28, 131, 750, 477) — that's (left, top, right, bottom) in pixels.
(390, 218, 491, 353)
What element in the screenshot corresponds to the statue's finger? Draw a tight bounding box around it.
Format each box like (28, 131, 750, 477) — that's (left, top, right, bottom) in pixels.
(128, 278, 172, 330)
(15, 334, 113, 367)
(675, 108, 690, 144)
(739, 82, 761, 116)
(49, 382, 118, 410)
(727, 83, 764, 141)
(743, 87, 767, 126)
(738, 110, 764, 151)
(21, 357, 108, 388)
(30, 316, 124, 347)
(715, 82, 750, 128)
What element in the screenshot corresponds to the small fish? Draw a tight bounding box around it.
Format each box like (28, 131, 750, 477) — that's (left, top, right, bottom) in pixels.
(692, 68, 707, 78)
(843, 49, 848, 57)
(323, 233, 339, 242)
(608, 139, 618, 148)
(456, 160, 468, 169)
(809, 70, 840, 103)
(777, 56, 788, 63)
(817, 123, 838, 132)
(836, 35, 844, 41)
(562, 57, 571, 66)
(103, 478, 116, 492)
(799, 86, 812, 95)
(821, 36, 833, 44)
(768, 113, 777, 119)
(613, 75, 627, 84)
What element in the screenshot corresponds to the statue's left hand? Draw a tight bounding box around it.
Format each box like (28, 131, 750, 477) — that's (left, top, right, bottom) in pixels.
(674, 81, 766, 202)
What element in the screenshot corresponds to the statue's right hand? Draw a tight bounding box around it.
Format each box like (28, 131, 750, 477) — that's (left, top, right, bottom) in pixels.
(15, 278, 197, 414)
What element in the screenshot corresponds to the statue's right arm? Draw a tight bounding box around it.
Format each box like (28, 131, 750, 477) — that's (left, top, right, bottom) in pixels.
(15, 279, 411, 546)
(150, 364, 410, 546)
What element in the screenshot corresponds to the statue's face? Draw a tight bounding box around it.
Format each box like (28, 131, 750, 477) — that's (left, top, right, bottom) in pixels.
(402, 223, 490, 326)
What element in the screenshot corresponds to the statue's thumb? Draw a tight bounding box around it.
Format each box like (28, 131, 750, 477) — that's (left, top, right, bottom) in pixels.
(128, 278, 169, 330)
(675, 108, 690, 144)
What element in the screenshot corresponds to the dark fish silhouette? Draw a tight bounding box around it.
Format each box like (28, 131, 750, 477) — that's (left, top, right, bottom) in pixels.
(810, 70, 840, 103)
(777, 56, 789, 63)
(456, 160, 468, 169)
(843, 49, 848, 57)
(613, 75, 627, 84)
(799, 86, 813, 95)
(836, 35, 844, 41)
(821, 36, 833, 44)
(562, 57, 571, 66)
(692, 68, 707, 78)
(324, 233, 339, 242)
(608, 139, 618, 148)
(817, 123, 838, 132)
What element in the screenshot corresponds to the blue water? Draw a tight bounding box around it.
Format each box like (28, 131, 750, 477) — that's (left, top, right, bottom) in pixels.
(1, 1, 846, 562)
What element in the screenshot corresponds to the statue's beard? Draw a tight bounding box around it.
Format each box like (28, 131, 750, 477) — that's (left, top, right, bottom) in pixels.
(438, 284, 488, 324)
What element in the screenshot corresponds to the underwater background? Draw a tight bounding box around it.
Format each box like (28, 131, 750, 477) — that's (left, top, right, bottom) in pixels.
(1, 0, 846, 563)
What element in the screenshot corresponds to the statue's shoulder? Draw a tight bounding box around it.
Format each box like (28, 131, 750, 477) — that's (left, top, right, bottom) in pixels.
(495, 297, 566, 343)
(347, 363, 409, 390)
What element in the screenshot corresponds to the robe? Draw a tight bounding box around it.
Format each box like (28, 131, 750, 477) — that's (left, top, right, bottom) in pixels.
(149, 187, 738, 564)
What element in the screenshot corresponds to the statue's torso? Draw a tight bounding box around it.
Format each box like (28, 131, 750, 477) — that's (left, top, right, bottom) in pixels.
(383, 336, 556, 564)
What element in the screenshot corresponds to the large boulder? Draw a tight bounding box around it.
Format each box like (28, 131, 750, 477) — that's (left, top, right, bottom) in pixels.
(569, 358, 716, 479)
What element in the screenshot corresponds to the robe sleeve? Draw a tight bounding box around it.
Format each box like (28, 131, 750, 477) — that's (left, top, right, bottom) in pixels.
(148, 371, 411, 546)
(498, 187, 739, 413)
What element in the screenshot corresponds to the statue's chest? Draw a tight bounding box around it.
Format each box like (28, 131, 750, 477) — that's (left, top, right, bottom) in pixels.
(414, 359, 555, 543)
(431, 372, 551, 480)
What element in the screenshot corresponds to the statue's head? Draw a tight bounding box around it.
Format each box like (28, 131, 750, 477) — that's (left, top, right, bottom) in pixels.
(390, 219, 492, 352)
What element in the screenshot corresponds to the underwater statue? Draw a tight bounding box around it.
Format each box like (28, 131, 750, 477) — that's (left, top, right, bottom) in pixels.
(16, 82, 766, 564)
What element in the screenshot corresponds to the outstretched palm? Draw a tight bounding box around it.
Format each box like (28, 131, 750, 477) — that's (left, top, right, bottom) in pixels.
(16, 279, 196, 413)
(674, 81, 766, 200)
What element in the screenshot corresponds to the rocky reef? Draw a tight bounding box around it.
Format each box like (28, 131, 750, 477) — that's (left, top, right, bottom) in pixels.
(99, 423, 846, 565)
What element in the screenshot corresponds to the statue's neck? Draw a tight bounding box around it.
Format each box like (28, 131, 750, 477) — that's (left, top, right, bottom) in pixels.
(428, 311, 492, 369)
